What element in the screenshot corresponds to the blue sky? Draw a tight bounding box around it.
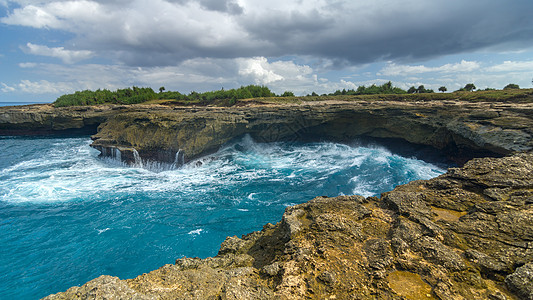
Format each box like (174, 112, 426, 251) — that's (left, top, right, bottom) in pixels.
(1, 0, 533, 102)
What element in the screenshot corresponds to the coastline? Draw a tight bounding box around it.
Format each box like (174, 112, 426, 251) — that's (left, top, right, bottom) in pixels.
(1, 97, 532, 299)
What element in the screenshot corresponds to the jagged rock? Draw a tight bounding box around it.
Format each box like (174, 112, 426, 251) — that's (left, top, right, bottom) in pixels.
(505, 262, 533, 300)
(44, 153, 533, 299)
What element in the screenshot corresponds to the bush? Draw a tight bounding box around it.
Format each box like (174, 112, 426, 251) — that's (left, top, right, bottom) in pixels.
(503, 83, 520, 90)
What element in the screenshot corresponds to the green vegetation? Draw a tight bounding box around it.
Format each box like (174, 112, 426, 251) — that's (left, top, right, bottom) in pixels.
(503, 83, 520, 90)
(456, 83, 476, 92)
(54, 85, 276, 107)
(407, 85, 434, 94)
(53, 82, 533, 107)
(54, 87, 158, 107)
(328, 81, 406, 96)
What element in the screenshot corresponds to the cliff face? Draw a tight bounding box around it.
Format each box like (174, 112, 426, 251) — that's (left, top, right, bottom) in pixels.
(0, 104, 118, 135)
(1, 100, 532, 164)
(89, 100, 533, 166)
(44, 153, 533, 299)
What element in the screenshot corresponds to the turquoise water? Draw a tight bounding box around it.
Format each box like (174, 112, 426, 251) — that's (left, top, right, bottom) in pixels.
(0, 135, 446, 299)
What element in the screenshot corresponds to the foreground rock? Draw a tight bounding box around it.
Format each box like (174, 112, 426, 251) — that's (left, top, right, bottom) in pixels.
(45, 153, 533, 299)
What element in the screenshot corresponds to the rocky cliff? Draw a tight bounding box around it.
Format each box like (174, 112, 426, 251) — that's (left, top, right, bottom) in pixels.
(89, 100, 533, 166)
(1, 99, 532, 299)
(2, 99, 532, 165)
(44, 153, 533, 299)
(0, 104, 119, 135)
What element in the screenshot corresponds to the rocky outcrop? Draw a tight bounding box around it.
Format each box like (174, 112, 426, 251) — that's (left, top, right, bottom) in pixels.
(89, 100, 533, 166)
(44, 153, 533, 299)
(0, 104, 119, 135)
(1, 100, 532, 165)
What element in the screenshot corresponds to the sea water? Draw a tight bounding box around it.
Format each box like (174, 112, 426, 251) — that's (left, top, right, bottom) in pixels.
(0, 135, 446, 299)
(0, 102, 50, 107)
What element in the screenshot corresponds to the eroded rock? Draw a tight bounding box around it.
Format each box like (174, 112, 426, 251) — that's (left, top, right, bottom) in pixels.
(45, 153, 533, 299)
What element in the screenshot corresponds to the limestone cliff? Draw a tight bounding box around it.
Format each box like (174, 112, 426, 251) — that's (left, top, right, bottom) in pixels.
(88, 100, 532, 166)
(0, 104, 118, 135)
(44, 153, 533, 299)
(1, 100, 532, 165)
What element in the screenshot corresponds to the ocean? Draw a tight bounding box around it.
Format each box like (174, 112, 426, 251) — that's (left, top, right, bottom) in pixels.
(0, 134, 447, 299)
(0, 102, 50, 107)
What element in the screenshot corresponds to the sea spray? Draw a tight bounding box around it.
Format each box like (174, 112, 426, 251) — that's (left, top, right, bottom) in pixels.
(112, 147, 121, 162)
(132, 148, 143, 168)
(174, 149, 184, 167)
(0, 135, 447, 299)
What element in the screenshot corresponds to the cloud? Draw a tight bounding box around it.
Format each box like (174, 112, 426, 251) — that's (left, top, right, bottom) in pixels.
(378, 60, 481, 76)
(1, 79, 73, 94)
(487, 60, 533, 72)
(1, 82, 16, 92)
(24, 43, 93, 63)
(17, 79, 74, 94)
(2, 0, 533, 67)
(238, 57, 284, 84)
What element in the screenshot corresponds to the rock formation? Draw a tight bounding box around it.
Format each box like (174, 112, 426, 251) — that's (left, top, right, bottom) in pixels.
(2, 99, 532, 165)
(44, 153, 533, 299)
(1, 98, 532, 299)
(89, 100, 533, 166)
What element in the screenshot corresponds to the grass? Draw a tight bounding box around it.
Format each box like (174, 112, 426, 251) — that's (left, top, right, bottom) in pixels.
(236, 89, 533, 105)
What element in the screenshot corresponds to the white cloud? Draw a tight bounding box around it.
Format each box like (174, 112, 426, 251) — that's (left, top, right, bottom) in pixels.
(238, 57, 284, 84)
(18, 62, 37, 68)
(1, 4, 62, 28)
(24, 43, 93, 63)
(18, 79, 74, 94)
(1, 80, 73, 94)
(487, 60, 533, 72)
(1, 83, 16, 92)
(378, 60, 480, 76)
(2, 0, 533, 68)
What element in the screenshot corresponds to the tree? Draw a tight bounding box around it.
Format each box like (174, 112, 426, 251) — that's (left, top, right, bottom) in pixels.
(503, 83, 520, 90)
(407, 86, 417, 94)
(281, 91, 295, 97)
(438, 86, 447, 93)
(159, 86, 165, 93)
(463, 83, 476, 92)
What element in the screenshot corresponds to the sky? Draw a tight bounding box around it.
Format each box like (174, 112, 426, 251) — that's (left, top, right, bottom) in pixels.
(1, 0, 533, 102)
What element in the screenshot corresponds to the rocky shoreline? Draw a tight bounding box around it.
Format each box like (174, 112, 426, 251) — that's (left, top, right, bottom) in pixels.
(1, 99, 532, 299)
(43, 153, 533, 299)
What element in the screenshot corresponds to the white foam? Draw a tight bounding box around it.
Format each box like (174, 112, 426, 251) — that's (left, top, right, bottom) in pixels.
(0, 136, 446, 205)
(97, 228, 110, 235)
(188, 229, 203, 235)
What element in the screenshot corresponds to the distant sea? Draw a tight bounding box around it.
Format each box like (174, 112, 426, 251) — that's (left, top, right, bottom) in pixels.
(0, 102, 50, 107)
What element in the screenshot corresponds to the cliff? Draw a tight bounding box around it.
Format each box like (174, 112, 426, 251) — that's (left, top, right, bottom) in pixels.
(44, 153, 533, 299)
(1, 99, 532, 165)
(1, 98, 532, 299)
(89, 100, 533, 166)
